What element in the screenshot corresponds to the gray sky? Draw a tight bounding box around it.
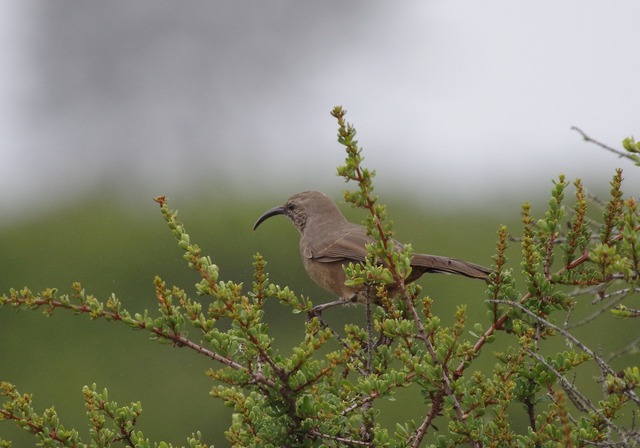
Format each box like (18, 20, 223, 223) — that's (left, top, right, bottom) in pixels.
(1, 1, 639, 220)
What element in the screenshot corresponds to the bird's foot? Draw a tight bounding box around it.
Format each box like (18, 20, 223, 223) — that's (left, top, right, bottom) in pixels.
(307, 297, 346, 321)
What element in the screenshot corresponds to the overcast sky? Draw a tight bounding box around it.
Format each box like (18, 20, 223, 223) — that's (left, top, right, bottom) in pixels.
(1, 1, 639, 220)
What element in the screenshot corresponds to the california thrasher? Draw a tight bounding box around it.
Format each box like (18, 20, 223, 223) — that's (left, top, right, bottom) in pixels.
(253, 191, 490, 311)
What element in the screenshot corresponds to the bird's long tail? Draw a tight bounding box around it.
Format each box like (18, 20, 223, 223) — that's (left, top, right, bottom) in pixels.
(410, 253, 491, 280)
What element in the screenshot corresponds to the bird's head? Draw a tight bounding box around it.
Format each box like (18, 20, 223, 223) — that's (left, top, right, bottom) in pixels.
(253, 191, 343, 234)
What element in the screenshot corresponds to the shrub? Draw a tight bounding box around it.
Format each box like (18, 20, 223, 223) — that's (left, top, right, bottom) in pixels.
(1, 108, 639, 447)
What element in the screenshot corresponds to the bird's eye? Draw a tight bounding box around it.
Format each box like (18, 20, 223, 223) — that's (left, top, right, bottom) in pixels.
(286, 203, 295, 211)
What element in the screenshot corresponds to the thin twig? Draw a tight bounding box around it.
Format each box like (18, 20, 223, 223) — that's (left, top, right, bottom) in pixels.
(309, 429, 373, 446)
(527, 349, 633, 443)
(571, 127, 632, 160)
(365, 297, 373, 374)
(7, 295, 275, 388)
(491, 299, 640, 407)
(309, 312, 368, 377)
(608, 335, 640, 362)
(567, 288, 635, 328)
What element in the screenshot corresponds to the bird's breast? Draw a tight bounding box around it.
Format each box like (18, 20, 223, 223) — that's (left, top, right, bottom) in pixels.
(301, 256, 353, 299)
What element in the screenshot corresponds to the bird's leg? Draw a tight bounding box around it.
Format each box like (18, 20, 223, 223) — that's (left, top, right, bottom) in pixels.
(308, 297, 347, 319)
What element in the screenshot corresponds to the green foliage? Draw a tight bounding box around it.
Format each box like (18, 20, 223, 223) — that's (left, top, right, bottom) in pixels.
(0, 382, 207, 448)
(622, 137, 640, 166)
(1, 109, 639, 447)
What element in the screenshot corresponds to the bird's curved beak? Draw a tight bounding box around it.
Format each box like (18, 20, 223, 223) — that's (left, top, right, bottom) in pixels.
(252, 205, 286, 231)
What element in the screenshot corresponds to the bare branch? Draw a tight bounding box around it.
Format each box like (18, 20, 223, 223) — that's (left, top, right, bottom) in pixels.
(571, 127, 631, 160)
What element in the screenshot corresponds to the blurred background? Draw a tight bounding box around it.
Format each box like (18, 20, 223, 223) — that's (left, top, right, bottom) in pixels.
(1, 1, 639, 446)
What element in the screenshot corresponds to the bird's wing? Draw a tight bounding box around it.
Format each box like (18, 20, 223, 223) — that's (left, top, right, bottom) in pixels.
(303, 225, 374, 263)
(410, 253, 490, 279)
(302, 224, 490, 280)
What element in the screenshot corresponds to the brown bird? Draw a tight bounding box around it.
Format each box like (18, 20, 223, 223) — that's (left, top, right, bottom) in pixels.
(253, 191, 490, 311)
